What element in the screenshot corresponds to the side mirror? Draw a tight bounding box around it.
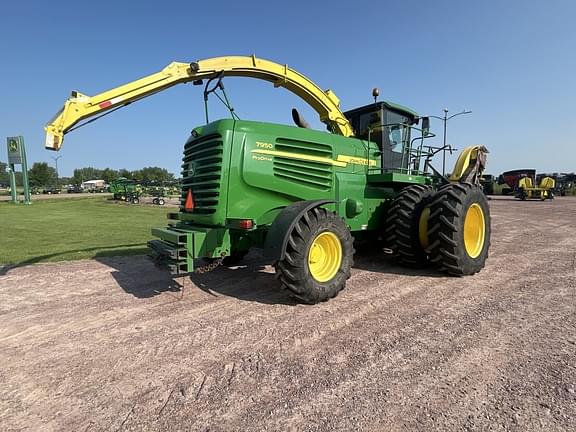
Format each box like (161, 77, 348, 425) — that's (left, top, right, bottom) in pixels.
(421, 116, 430, 137)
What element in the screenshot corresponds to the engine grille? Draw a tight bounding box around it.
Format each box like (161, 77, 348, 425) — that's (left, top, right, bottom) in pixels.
(180, 133, 223, 214)
(273, 138, 333, 190)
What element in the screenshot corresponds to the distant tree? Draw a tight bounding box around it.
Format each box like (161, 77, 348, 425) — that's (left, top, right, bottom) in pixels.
(0, 161, 8, 185)
(118, 168, 133, 179)
(68, 166, 174, 185)
(136, 166, 175, 183)
(131, 169, 144, 182)
(100, 168, 119, 183)
(60, 176, 73, 185)
(73, 167, 102, 185)
(28, 162, 57, 187)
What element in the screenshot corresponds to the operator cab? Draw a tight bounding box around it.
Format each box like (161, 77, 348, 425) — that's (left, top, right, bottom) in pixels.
(344, 102, 419, 172)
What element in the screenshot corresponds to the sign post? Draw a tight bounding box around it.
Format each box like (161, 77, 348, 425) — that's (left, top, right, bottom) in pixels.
(6, 136, 31, 204)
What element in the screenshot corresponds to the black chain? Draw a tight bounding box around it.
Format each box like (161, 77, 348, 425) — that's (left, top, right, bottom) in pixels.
(194, 252, 226, 274)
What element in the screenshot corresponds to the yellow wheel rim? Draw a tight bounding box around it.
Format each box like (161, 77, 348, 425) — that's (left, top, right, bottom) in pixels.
(418, 207, 430, 249)
(464, 203, 486, 258)
(308, 231, 342, 282)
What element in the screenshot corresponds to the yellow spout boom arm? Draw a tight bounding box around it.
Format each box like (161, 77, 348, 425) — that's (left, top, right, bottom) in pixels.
(45, 55, 354, 150)
(449, 145, 489, 184)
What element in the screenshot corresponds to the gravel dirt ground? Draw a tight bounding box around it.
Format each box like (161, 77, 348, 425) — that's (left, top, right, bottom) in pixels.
(1, 197, 574, 431)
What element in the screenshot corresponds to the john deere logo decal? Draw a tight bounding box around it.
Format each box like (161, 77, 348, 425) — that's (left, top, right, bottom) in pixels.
(188, 162, 196, 177)
(8, 139, 18, 152)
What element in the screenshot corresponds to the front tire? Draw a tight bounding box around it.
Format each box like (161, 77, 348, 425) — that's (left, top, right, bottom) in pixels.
(427, 183, 490, 275)
(274, 207, 354, 304)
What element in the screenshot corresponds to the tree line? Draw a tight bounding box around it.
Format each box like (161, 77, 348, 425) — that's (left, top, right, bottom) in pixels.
(70, 166, 176, 185)
(0, 162, 176, 187)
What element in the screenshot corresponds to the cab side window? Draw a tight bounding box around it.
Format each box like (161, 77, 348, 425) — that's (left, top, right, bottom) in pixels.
(357, 111, 383, 146)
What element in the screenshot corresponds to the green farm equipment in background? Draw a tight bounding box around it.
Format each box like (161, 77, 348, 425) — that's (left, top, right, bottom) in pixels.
(45, 55, 492, 304)
(109, 179, 178, 205)
(146, 185, 166, 206)
(480, 174, 495, 195)
(142, 182, 179, 205)
(556, 173, 576, 196)
(109, 178, 141, 203)
(151, 195, 166, 206)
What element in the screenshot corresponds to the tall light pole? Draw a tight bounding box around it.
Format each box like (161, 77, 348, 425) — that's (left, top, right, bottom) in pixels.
(428, 109, 472, 176)
(51, 155, 62, 187)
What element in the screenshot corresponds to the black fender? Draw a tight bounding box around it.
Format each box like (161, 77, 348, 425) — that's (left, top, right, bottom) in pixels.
(263, 200, 336, 261)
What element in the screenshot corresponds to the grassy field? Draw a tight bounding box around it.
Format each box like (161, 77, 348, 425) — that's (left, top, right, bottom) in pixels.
(0, 196, 172, 266)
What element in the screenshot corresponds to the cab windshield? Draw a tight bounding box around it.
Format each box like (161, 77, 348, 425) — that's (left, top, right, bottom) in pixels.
(349, 107, 412, 171)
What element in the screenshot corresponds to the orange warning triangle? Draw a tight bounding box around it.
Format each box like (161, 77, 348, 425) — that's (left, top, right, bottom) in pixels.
(184, 188, 194, 212)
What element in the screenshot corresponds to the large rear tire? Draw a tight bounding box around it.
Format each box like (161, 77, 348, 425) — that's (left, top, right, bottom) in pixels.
(274, 207, 354, 304)
(385, 184, 436, 268)
(427, 183, 490, 275)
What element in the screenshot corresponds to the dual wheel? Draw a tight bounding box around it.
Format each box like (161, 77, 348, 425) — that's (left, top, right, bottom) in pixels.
(273, 183, 490, 304)
(385, 183, 491, 275)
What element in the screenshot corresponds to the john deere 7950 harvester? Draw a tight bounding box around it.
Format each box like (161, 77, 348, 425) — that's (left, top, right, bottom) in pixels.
(45, 55, 491, 304)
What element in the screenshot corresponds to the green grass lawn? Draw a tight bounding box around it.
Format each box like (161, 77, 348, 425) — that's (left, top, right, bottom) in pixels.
(0, 196, 172, 265)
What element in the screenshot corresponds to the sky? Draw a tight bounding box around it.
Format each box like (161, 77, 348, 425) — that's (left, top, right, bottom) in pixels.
(1, 0, 575, 177)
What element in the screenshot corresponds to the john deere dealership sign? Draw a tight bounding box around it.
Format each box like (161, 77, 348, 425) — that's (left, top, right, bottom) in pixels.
(6, 136, 31, 204)
(7, 137, 22, 164)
